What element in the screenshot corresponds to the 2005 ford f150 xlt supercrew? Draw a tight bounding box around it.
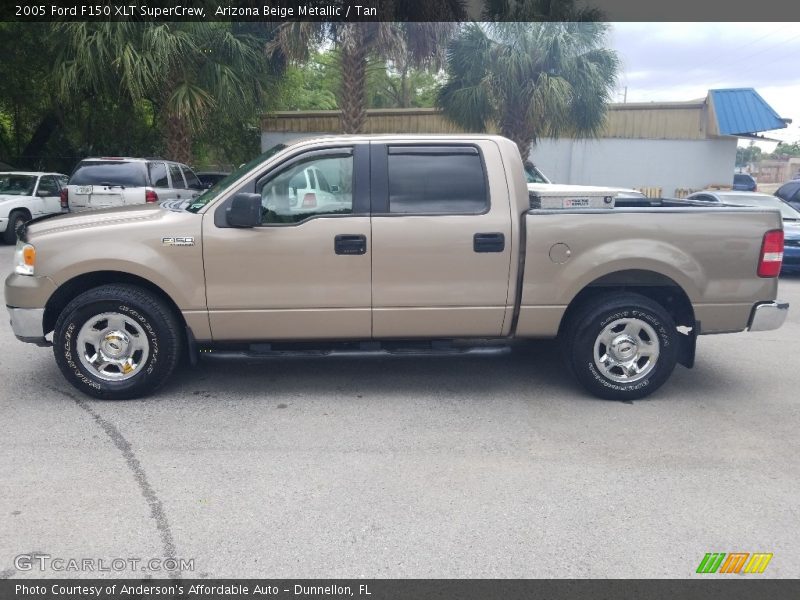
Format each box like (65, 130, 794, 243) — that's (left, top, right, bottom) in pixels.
(4, 135, 790, 401)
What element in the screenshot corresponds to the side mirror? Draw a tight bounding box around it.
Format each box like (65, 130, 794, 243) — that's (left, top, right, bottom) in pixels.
(37, 190, 50, 197)
(226, 193, 262, 227)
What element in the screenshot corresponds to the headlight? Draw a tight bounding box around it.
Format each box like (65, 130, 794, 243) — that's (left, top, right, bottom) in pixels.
(14, 242, 36, 276)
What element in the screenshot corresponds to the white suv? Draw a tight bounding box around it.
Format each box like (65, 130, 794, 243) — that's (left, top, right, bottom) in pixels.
(64, 157, 204, 212)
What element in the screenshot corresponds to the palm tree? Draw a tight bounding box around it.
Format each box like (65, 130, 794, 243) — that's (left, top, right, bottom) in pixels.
(437, 22, 619, 159)
(52, 22, 278, 164)
(269, 14, 463, 133)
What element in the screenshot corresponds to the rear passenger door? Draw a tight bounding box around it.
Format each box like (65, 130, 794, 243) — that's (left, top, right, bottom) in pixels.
(369, 142, 513, 338)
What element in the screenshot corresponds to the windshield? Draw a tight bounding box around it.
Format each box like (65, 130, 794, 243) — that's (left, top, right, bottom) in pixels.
(185, 144, 287, 213)
(0, 174, 36, 196)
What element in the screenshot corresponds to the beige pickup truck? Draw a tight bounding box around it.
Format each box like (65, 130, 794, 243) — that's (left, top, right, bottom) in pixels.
(4, 135, 790, 401)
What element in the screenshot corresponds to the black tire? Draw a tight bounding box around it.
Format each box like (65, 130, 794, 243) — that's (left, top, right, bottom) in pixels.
(53, 284, 182, 400)
(562, 293, 678, 401)
(3, 210, 28, 244)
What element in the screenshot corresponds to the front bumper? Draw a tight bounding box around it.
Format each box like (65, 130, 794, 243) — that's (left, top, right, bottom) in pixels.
(7, 307, 49, 346)
(748, 301, 789, 332)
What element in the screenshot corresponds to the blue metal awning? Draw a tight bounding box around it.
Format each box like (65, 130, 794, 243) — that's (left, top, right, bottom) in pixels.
(709, 88, 790, 137)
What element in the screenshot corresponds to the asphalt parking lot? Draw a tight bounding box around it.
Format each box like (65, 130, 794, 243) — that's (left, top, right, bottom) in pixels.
(0, 244, 798, 579)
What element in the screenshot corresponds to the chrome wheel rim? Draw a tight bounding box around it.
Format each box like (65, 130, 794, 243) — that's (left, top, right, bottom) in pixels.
(76, 312, 150, 381)
(593, 317, 660, 383)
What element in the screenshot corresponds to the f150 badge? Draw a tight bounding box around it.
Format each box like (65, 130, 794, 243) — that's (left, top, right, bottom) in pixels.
(162, 237, 195, 246)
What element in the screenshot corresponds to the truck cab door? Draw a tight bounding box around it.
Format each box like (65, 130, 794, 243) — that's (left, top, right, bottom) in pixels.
(202, 144, 372, 341)
(369, 142, 514, 338)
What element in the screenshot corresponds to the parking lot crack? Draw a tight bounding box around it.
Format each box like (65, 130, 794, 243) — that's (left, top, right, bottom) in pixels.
(46, 385, 179, 576)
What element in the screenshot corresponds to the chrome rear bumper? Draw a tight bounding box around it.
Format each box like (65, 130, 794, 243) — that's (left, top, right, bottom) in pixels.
(748, 301, 789, 332)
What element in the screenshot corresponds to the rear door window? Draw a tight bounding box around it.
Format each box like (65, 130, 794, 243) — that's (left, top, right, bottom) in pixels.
(182, 167, 203, 190)
(386, 147, 488, 214)
(148, 162, 169, 188)
(168, 164, 186, 189)
(70, 162, 147, 187)
(37, 176, 60, 195)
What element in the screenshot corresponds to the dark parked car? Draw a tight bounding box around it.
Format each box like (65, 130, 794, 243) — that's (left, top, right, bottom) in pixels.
(195, 171, 230, 189)
(775, 180, 800, 212)
(732, 173, 757, 191)
(783, 224, 800, 274)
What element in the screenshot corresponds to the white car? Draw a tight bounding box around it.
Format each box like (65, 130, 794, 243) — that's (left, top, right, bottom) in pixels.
(0, 171, 68, 244)
(65, 157, 204, 212)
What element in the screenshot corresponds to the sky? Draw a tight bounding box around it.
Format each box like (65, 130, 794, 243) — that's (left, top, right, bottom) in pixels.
(609, 23, 800, 151)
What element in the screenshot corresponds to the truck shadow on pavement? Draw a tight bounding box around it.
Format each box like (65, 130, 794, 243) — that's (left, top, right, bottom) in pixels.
(154, 340, 739, 405)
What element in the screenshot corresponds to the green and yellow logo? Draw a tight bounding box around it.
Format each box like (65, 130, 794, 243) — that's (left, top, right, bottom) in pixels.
(696, 552, 773, 574)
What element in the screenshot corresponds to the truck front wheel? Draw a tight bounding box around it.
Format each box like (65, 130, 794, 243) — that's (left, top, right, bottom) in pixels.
(53, 284, 182, 400)
(563, 293, 678, 401)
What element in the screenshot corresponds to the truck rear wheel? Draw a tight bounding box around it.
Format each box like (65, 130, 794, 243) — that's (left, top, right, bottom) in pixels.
(562, 293, 678, 401)
(53, 284, 182, 400)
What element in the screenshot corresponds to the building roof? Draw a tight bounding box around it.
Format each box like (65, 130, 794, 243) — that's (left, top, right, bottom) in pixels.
(262, 89, 789, 142)
(709, 88, 790, 136)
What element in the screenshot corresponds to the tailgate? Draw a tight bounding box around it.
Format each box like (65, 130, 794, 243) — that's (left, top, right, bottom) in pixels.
(73, 185, 127, 208)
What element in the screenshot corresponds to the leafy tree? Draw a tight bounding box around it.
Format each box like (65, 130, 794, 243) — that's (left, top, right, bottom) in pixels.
(368, 59, 441, 109)
(0, 22, 61, 168)
(769, 141, 800, 159)
(52, 22, 280, 164)
(277, 52, 340, 111)
(736, 145, 763, 167)
(268, 14, 462, 132)
(437, 22, 619, 158)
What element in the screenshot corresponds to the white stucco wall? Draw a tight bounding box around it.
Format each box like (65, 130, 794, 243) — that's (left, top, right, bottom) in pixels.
(529, 138, 738, 196)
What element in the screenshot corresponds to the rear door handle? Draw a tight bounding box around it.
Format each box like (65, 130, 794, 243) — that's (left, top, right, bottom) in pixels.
(335, 234, 367, 255)
(473, 232, 505, 253)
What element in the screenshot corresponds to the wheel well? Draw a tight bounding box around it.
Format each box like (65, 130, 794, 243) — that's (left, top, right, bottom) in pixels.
(43, 271, 187, 336)
(10, 207, 32, 220)
(559, 270, 696, 334)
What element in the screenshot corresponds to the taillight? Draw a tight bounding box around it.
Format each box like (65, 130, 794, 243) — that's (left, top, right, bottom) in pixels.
(758, 229, 784, 277)
(145, 189, 159, 203)
(302, 193, 317, 208)
(60, 188, 68, 209)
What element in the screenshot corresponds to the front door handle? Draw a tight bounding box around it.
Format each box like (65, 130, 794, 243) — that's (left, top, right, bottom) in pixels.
(335, 234, 367, 255)
(473, 232, 505, 253)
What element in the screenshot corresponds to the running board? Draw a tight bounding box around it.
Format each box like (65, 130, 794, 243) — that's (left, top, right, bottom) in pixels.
(198, 341, 511, 361)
